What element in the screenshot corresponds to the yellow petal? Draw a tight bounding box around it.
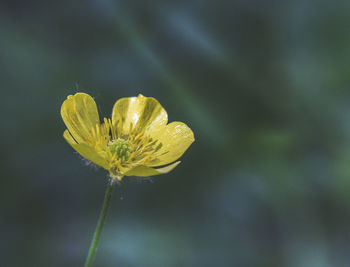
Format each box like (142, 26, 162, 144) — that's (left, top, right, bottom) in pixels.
(148, 122, 194, 167)
(63, 130, 109, 170)
(111, 94, 168, 137)
(124, 161, 181, 177)
(61, 93, 100, 144)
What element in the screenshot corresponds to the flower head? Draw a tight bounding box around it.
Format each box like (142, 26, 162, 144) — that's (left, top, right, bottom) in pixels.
(61, 93, 194, 180)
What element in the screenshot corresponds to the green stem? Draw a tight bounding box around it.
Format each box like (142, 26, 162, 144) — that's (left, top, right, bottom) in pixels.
(84, 179, 115, 267)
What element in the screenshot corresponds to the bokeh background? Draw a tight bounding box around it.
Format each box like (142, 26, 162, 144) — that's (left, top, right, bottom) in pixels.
(2, 0, 350, 266)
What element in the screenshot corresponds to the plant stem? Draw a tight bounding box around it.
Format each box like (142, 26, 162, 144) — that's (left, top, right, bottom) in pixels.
(84, 179, 115, 267)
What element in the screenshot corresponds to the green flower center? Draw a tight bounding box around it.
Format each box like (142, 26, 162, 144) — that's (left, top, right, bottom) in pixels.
(108, 138, 131, 162)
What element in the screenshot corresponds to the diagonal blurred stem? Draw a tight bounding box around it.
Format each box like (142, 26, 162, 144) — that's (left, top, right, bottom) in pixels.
(111, 7, 230, 148)
(84, 179, 115, 267)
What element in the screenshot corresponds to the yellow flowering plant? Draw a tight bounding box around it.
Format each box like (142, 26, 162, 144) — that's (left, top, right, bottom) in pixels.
(61, 93, 194, 181)
(61, 92, 194, 267)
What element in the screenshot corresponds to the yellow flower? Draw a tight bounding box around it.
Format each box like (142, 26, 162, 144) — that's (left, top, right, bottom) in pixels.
(61, 93, 195, 181)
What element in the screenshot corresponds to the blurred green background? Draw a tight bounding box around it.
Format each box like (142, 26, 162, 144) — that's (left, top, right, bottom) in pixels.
(2, 0, 350, 266)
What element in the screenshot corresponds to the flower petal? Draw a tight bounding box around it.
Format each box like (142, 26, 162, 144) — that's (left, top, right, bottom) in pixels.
(111, 94, 168, 137)
(63, 130, 109, 170)
(148, 122, 194, 167)
(124, 161, 181, 177)
(61, 93, 100, 144)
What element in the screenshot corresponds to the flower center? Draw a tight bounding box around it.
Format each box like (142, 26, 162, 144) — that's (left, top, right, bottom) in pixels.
(108, 138, 131, 162)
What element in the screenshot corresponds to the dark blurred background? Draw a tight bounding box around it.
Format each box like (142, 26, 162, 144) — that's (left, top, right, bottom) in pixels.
(2, 0, 350, 266)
